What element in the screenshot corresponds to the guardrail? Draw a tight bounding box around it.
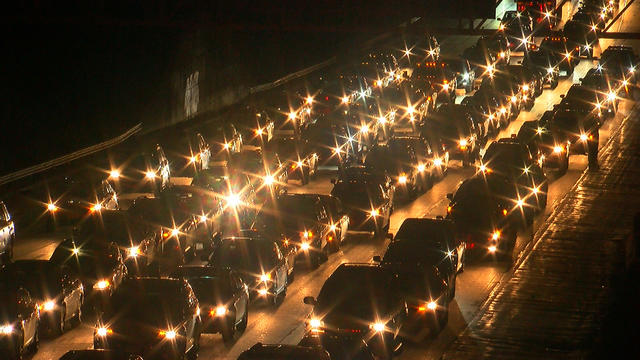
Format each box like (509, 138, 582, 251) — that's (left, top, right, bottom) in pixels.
(0, 123, 142, 186)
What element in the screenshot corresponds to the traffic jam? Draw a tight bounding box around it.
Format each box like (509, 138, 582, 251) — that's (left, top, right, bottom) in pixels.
(1, 0, 639, 359)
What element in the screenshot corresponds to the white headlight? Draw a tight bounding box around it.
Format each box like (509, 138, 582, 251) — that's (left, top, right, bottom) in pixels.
(42, 300, 55, 312)
(215, 306, 227, 317)
(370, 322, 385, 332)
(427, 301, 437, 310)
(96, 327, 111, 337)
(128, 246, 141, 257)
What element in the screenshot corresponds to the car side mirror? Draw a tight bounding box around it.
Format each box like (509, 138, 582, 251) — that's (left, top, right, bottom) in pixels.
(497, 18, 502, 21)
(372, 255, 382, 263)
(330, 178, 336, 184)
(518, 60, 522, 64)
(303, 296, 317, 305)
(559, 94, 565, 99)
(446, 193, 453, 201)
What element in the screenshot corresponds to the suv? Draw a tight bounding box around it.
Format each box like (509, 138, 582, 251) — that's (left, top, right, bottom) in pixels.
(538, 33, 579, 75)
(423, 104, 479, 167)
(412, 61, 457, 104)
(599, 45, 640, 84)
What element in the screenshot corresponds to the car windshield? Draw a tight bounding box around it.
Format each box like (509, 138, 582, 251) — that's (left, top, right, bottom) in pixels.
(428, 107, 472, 139)
(212, 239, 276, 272)
(109, 285, 184, 324)
(75, 214, 137, 246)
(316, 267, 393, 319)
(332, 182, 382, 207)
(382, 240, 444, 265)
(450, 178, 499, 229)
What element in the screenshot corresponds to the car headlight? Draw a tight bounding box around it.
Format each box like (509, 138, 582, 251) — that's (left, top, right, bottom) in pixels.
(369, 209, 379, 217)
(128, 246, 141, 257)
(488, 245, 498, 253)
(580, 133, 588, 142)
(417, 164, 426, 172)
(47, 203, 58, 212)
(93, 280, 111, 290)
(511, 95, 518, 103)
(260, 273, 271, 282)
(398, 175, 407, 184)
(433, 158, 443, 166)
(39, 300, 55, 312)
(96, 327, 112, 337)
(522, 84, 529, 92)
(442, 82, 449, 90)
(159, 329, 177, 340)
(300, 242, 310, 251)
(547, 67, 554, 74)
(213, 306, 227, 317)
(463, 73, 470, 80)
(459, 139, 468, 148)
(309, 318, 323, 329)
(0, 325, 13, 335)
(258, 288, 269, 296)
(607, 91, 616, 101)
(553, 145, 564, 153)
(427, 301, 437, 310)
(492, 230, 501, 241)
(369, 322, 386, 332)
(145, 171, 156, 179)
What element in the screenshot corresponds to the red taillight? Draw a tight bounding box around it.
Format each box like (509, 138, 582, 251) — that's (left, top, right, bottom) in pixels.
(466, 242, 476, 249)
(325, 96, 329, 101)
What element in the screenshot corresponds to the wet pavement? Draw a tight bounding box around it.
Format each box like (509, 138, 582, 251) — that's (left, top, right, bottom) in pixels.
(441, 105, 640, 359)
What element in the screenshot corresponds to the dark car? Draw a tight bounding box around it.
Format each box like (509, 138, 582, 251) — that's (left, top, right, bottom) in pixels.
(42, 170, 119, 228)
(599, 45, 640, 85)
(106, 144, 171, 196)
(208, 236, 289, 305)
(303, 264, 407, 360)
(2, 260, 83, 335)
(317, 195, 350, 250)
(49, 238, 127, 306)
(537, 33, 580, 74)
(156, 132, 212, 178)
(0, 201, 15, 264)
(477, 34, 511, 67)
(482, 138, 549, 220)
(480, 73, 523, 116)
(303, 121, 357, 169)
(74, 210, 157, 275)
(237, 343, 332, 360)
(93, 278, 202, 360)
(59, 350, 143, 360)
(440, 56, 476, 93)
(231, 147, 289, 197)
(412, 61, 457, 104)
(461, 44, 497, 77)
(0, 285, 40, 360)
(195, 117, 244, 155)
(446, 175, 519, 259)
(334, 166, 396, 201)
(423, 104, 479, 166)
(388, 136, 445, 190)
(171, 266, 249, 342)
(375, 218, 459, 336)
(499, 10, 534, 51)
(504, 64, 543, 106)
(461, 95, 501, 138)
(265, 136, 318, 185)
(256, 193, 332, 268)
(563, 19, 598, 59)
(364, 143, 420, 198)
(516, 118, 569, 175)
(522, 49, 561, 88)
(330, 177, 393, 237)
(550, 110, 601, 168)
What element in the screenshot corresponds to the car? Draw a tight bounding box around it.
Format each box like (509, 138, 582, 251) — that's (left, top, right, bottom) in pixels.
(387, 135, 444, 190)
(516, 118, 569, 175)
(264, 136, 318, 185)
(49, 238, 127, 307)
(499, 10, 534, 51)
(374, 218, 459, 335)
(446, 175, 519, 260)
(412, 61, 457, 104)
(2, 260, 84, 335)
(580, 68, 622, 107)
(550, 110, 601, 168)
(330, 175, 393, 237)
(156, 131, 212, 178)
(522, 49, 561, 88)
(537, 33, 579, 75)
(562, 19, 598, 59)
(58, 350, 143, 360)
(504, 64, 542, 108)
(237, 343, 333, 360)
(364, 143, 421, 197)
(423, 104, 479, 167)
(171, 266, 249, 342)
(440, 56, 476, 93)
(599, 45, 640, 86)
(461, 95, 501, 137)
(106, 144, 171, 196)
(360, 50, 400, 81)
(196, 117, 244, 155)
(481, 138, 549, 219)
(317, 195, 350, 251)
(303, 264, 407, 360)
(303, 120, 356, 170)
(73, 210, 157, 275)
(93, 278, 202, 359)
(0, 201, 15, 264)
(461, 44, 497, 77)
(477, 34, 511, 67)
(225, 105, 273, 146)
(480, 73, 523, 117)
(208, 235, 290, 305)
(334, 165, 396, 200)
(42, 170, 119, 228)
(517, 0, 560, 28)
(255, 193, 332, 268)
(0, 285, 40, 360)
(230, 146, 289, 198)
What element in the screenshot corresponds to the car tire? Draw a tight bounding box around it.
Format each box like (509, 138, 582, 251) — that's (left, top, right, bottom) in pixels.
(55, 307, 66, 335)
(551, 79, 559, 89)
(72, 297, 83, 326)
(10, 329, 24, 360)
(29, 326, 39, 353)
(237, 303, 249, 333)
(187, 324, 201, 360)
(301, 169, 310, 185)
(310, 252, 320, 269)
(222, 314, 237, 344)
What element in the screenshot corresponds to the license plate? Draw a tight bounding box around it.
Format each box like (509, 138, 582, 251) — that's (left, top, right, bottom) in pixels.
(195, 243, 204, 250)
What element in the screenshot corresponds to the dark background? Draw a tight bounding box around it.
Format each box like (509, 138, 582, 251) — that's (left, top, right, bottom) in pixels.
(0, 0, 496, 175)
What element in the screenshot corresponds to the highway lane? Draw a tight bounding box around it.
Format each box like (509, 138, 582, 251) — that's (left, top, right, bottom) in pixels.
(22, 2, 640, 359)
